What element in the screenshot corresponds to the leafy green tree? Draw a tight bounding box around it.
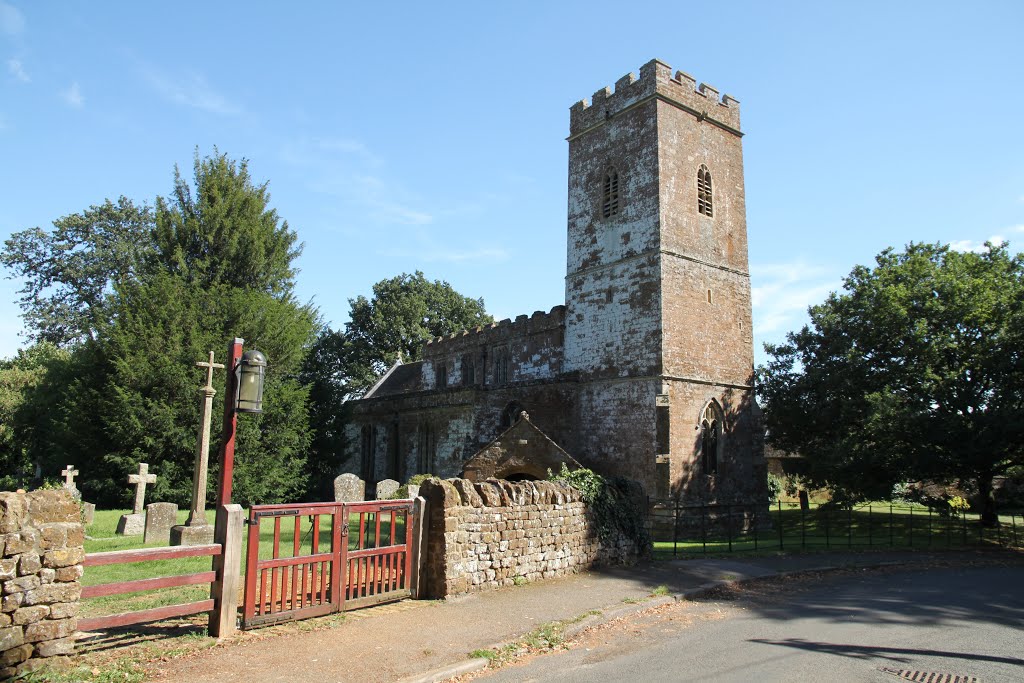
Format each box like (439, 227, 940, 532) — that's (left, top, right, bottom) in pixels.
(1, 197, 152, 346)
(302, 273, 492, 497)
(342, 271, 493, 395)
(0, 343, 73, 489)
(758, 242, 1024, 525)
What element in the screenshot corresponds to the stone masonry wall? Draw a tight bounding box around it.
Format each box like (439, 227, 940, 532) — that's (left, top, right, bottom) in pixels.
(0, 489, 83, 678)
(419, 478, 640, 598)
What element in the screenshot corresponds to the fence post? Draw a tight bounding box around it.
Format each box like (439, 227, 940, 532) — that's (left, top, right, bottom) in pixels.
(800, 504, 806, 550)
(409, 496, 427, 598)
(777, 500, 784, 551)
(927, 506, 933, 546)
(868, 505, 873, 547)
(753, 505, 758, 551)
(673, 502, 679, 559)
(909, 506, 913, 547)
(209, 503, 244, 638)
(824, 506, 830, 549)
(889, 504, 894, 546)
(1013, 514, 1018, 547)
(847, 506, 852, 549)
(701, 505, 707, 555)
(727, 504, 733, 552)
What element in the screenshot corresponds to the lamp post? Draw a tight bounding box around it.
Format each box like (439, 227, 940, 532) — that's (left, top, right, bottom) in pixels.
(215, 338, 267, 508)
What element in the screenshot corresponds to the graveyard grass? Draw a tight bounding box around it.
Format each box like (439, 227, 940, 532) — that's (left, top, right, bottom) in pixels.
(83, 507, 406, 620)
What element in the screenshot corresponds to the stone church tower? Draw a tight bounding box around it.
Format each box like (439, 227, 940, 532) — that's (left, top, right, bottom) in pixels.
(346, 59, 763, 503)
(564, 59, 760, 499)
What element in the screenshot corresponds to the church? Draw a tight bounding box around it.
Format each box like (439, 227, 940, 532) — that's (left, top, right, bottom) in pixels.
(342, 59, 765, 503)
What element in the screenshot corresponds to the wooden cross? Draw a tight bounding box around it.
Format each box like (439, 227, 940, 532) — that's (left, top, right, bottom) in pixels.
(196, 351, 225, 392)
(61, 465, 79, 488)
(128, 462, 157, 514)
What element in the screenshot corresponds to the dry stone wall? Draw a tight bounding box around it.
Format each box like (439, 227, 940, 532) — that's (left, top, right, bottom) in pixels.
(419, 478, 640, 598)
(0, 490, 84, 678)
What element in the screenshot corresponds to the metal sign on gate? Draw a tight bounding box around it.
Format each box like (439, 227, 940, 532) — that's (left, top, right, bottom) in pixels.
(241, 499, 417, 629)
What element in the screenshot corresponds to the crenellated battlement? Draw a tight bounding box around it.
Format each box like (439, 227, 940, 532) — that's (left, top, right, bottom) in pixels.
(422, 305, 566, 357)
(569, 59, 741, 136)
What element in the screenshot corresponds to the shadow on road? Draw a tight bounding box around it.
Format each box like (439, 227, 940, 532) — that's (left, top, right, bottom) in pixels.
(749, 637, 1024, 667)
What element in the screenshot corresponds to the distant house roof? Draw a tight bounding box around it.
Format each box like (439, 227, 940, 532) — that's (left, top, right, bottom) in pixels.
(362, 359, 423, 399)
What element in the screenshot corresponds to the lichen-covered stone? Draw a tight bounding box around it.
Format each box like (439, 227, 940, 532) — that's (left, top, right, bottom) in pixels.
(17, 553, 41, 576)
(0, 494, 27, 535)
(4, 530, 39, 556)
(21, 582, 81, 606)
(53, 565, 82, 583)
(26, 491, 80, 526)
(0, 560, 15, 581)
(0, 642, 31, 666)
(42, 547, 83, 569)
(12, 606, 48, 625)
(34, 636, 75, 657)
(0, 625, 23, 652)
(3, 575, 40, 594)
(23, 617, 76, 643)
(46, 603, 77, 620)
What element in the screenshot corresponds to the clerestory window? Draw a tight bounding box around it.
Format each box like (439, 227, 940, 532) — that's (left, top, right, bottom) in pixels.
(697, 165, 714, 217)
(602, 169, 620, 219)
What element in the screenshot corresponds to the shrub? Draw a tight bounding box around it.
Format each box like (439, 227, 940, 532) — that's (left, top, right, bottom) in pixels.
(548, 464, 649, 548)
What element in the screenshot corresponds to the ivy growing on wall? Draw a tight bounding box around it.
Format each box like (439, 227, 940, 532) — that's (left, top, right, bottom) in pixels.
(549, 464, 650, 550)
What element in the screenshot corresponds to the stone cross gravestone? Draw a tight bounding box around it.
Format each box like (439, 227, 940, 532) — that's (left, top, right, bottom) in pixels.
(61, 465, 79, 496)
(171, 351, 222, 547)
(334, 473, 365, 502)
(375, 478, 400, 500)
(116, 462, 157, 536)
(144, 502, 178, 544)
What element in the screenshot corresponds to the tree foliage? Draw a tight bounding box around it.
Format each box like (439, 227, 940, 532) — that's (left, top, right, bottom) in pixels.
(1, 151, 316, 507)
(758, 242, 1024, 524)
(302, 272, 492, 497)
(1, 197, 152, 346)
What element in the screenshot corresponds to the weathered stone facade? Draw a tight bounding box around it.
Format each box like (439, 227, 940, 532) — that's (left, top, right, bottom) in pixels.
(418, 478, 640, 598)
(344, 59, 765, 505)
(0, 490, 84, 678)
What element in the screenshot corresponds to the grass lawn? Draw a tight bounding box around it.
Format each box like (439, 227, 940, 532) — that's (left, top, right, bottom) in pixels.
(650, 502, 1023, 558)
(82, 507, 408, 620)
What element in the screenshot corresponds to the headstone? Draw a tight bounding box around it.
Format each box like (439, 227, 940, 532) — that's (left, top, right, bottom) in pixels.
(117, 462, 157, 536)
(61, 464, 81, 500)
(375, 478, 400, 500)
(334, 473, 366, 502)
(407, 484, 420, 498)
(81, 502, 95, 525)
(144, 502, 178, 544)
(170, 520, 215, 546)
(798, 489, 810, 511)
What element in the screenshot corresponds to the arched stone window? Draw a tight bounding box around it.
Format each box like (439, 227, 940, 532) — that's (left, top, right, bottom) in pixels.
(493, 348, 510, 386)
(500, 401, 524, 431)
(697, 165, 714, 217)
(602, 168, 620, 219)
(461, 354, 476, 386)
(700, 402, 722, 475)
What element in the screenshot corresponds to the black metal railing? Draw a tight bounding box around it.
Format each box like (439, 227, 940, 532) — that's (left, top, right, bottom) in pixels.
(648, 500, 1021, 558)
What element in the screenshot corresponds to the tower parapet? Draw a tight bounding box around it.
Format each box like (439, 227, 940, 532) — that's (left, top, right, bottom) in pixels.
(569, 59, 741, 137)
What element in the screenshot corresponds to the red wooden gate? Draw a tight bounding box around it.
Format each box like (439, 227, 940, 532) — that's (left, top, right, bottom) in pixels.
(241, 499, 417, 629)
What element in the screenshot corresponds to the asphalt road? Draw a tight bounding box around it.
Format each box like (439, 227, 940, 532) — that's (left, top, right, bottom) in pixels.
(479, 565, 1024, 683)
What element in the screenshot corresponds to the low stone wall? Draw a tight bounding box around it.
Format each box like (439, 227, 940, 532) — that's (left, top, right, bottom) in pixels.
(419, 478, 641, 598)
(1, 490, 84, 678)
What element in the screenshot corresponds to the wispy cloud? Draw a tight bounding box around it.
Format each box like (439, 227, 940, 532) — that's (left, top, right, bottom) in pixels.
(0, 1, 25, 35)
(61, 82, 83, 108)
(7, 58, 28, 82)
(948, 225, 1024, 253)
(141, 67, 241, 116)
(751, 262, 840, 337)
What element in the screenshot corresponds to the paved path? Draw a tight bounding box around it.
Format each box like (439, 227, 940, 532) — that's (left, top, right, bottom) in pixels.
(144, 551, 1022, 683)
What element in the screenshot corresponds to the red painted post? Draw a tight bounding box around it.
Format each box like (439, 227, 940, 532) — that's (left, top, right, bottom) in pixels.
(217, 338, 244, 507)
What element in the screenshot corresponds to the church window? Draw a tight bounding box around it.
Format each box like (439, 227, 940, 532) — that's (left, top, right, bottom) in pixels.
(700, 402, 721, 476)
(697, 165, 714, 217)
(418, 423, 436, 474)
(602, 169, 620, 218)
(500, 401, 525, 431)
(493, 348, 510, 386)
(435, 361, 447, 388)
(461, 354, 476, 386)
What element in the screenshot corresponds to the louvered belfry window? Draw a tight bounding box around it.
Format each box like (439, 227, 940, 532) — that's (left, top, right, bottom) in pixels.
(602, 169, 620, 218)
(697, 165, 714, 217)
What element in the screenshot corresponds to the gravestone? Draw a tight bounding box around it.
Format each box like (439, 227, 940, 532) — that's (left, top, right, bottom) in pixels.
(375, 478, 400, 500)
(61, 464, 81, 500)
(81, 502, 95, 525)
(334, 473, 365, 502)
(117, 462, 157, 536)
(144, 502, 178, 544)
(407, 484, 420, 498)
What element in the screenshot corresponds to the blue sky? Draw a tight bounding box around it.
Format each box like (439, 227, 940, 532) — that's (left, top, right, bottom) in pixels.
(1, 1, 1022, 365)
